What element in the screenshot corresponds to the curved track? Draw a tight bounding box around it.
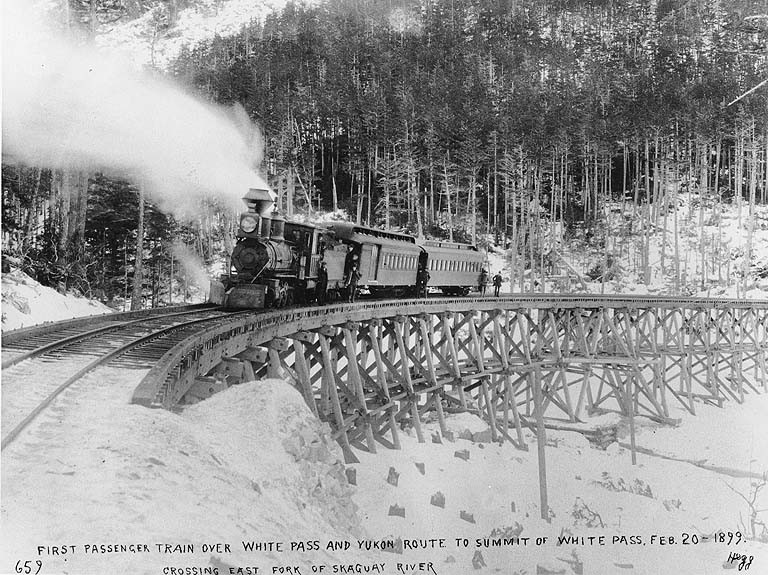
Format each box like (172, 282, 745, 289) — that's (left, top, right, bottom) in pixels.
(1, 303, 213, 367)
(1, 305, 252, 450)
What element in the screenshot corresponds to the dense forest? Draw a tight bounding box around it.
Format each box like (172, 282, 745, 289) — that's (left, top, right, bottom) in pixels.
(2, 0, 767, 305)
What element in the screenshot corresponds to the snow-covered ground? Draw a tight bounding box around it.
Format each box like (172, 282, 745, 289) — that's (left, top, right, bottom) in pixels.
(2, 371, 766, 575)
(1, 269, 115, 331)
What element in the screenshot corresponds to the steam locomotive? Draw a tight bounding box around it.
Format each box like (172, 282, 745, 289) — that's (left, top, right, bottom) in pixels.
(210, 188, 486, 309)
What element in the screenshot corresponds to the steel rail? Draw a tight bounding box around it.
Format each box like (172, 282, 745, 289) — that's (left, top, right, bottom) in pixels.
(1, 303, 214, 346)
(1, 306, 225, 370)
(1, 310, 249, 451)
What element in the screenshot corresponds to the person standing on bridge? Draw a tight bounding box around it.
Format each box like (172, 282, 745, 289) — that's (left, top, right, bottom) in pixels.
(493, 272, 503, 297)
(347, 265, 361, 303)
(478, 268, 488, 295)
(316, 261, 328, 305)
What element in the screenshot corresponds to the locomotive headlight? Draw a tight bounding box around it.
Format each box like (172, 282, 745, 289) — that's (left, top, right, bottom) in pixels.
(240, 214, 258, 233)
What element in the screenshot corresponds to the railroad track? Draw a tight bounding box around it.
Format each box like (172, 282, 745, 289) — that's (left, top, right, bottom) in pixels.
(1, 303, 215, 368)
(1, 305, 253, 450)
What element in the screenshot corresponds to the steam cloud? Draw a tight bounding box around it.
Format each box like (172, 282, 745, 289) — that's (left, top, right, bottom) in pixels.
(2, 0, 268, 215)
(171, 240, 211, 291)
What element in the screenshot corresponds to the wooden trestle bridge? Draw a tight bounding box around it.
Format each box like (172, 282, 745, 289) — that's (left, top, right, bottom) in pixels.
(134, 295, 768, 462)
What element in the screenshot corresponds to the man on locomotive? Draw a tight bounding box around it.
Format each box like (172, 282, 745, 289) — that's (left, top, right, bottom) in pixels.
(344, 245, 356, 276)
(417, 268, 430, 298)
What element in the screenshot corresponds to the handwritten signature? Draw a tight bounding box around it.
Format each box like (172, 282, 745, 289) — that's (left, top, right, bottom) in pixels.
(724, 551, 754, 571)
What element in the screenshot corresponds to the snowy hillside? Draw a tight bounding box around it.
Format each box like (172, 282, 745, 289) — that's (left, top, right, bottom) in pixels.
(1, 269, 114, 331)
(97, 0, 315, 69)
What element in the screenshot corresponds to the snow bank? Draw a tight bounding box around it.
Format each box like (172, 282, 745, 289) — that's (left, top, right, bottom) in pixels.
(1, 268, 114, 331)
(182, 379, 361, 539)
(1, 377, 368, 574)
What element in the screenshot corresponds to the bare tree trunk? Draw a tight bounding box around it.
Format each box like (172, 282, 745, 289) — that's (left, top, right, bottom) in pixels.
(131, 183, 145, 311)
(673, 137, 681, 292)
(763, 130, 767, 204)
(699, 140, 706, 291)
(643, 203, 651, 285)
(384, 181, 390, 229)
(493, 146, 498, 236)
(367, 156, 373, 225)
(469, 172, 477, 245)
(429, 164, 435, 229)
(72, 171, 88, 263)
(275, 174, 284, 214)
(56, 170, 71, 258)
(331, 154, 338, 212)
(414, 176, 423, 238)
(22, 169, 43, 254)
(443, 154, 453, 242)
(660, 150, 667, 277)
(743, 131, 757, 294)
(736, 121, 744, 226)
(286, 167, 295, 217)
(504, 149, 510, 244)
(355, 174, 363, 224)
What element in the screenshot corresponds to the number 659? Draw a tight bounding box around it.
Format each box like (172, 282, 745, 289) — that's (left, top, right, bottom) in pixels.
(15, 560, 43, 574)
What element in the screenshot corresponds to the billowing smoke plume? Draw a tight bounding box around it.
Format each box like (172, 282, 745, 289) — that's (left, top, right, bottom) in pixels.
(171, 240, 211, 291)
(2, 0, 268, 216)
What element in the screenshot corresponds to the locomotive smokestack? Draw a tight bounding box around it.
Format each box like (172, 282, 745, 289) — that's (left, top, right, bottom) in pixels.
(242, 187, 274, 216)
(243, 186, 275, 239)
